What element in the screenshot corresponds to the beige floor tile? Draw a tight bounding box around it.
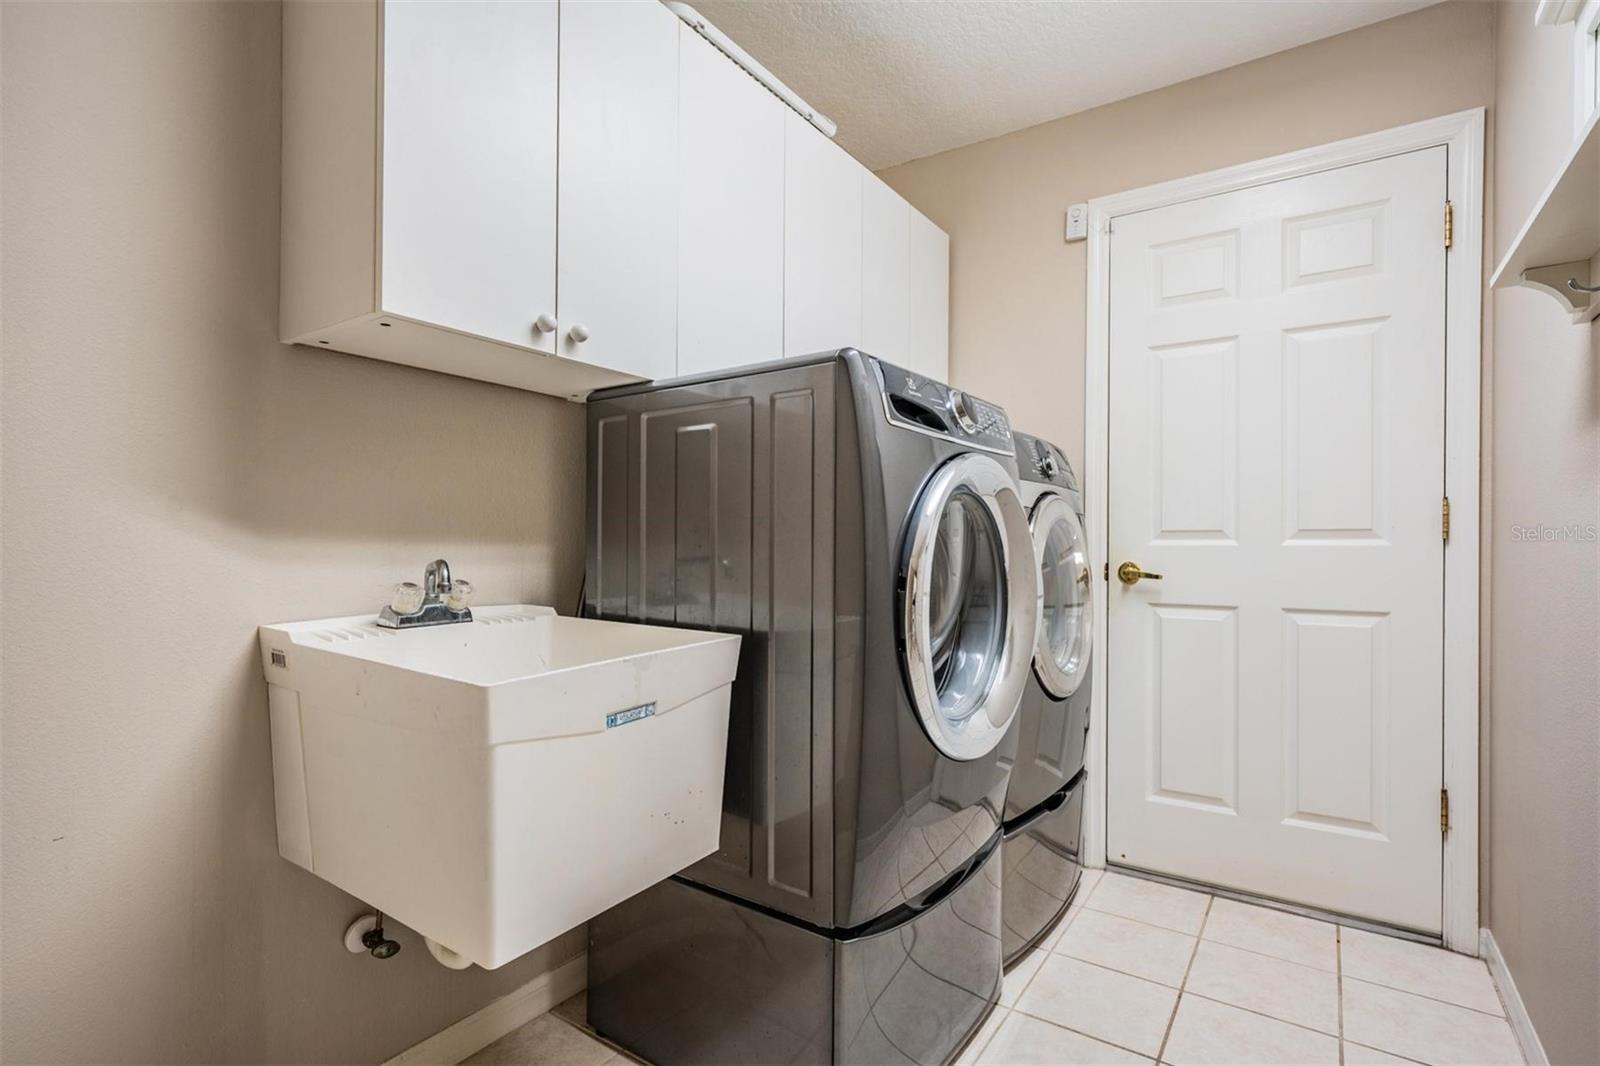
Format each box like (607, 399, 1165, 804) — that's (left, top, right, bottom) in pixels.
(1184, 940, 1338, 1034)
(1343, 1041, 1425, 1065)
(1015, 955, 1177, 1058)
(1201, 898, 1337, 971)
(1161, 994, 1339, 1066)
(1054, 909, 1197, 987)
(1340, 927, 1504, 1015)
(461, 1013, 615, 1066)
(1085, 873, 1209, 935)
(1342, 977, 1524, 1066)
(1000, 948, 1047, 1007)
(977, 1011, 1151, 1065)
(954, 1006, 1010, 1066)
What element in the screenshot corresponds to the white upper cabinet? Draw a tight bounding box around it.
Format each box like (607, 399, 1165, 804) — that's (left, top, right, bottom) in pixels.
(861, 172, 912, 368)
(557, 0, 680, 380)
(381, 1, 557, 354)
(677, 24, 784, 376)
(908, 209, 951, 383)
(783, 110, 863, 359)
(280, 0, 948, 398)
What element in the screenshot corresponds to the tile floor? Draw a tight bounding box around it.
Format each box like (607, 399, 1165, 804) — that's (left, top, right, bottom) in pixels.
(462, 870, 1525, 1066)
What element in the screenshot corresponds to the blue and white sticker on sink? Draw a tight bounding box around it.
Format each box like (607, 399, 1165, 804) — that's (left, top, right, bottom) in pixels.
(606, 702, 656, 729)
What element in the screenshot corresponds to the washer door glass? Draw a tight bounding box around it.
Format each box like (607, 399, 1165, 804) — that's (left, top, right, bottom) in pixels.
(1031, 494, 1092, 699)
(901, 454, 1039, 761)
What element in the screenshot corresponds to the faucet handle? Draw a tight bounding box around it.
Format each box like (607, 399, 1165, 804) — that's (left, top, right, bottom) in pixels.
(445, 579, 474, 613)
(390, 582, 425, 615)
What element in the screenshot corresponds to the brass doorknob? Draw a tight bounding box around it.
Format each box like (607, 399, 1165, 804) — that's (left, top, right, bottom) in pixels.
(1117, 562, 1163, 585)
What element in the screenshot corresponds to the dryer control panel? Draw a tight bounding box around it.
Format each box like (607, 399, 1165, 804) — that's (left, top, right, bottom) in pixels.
(874, 360, 1014, 455)
(1015, 431, 1079, 492)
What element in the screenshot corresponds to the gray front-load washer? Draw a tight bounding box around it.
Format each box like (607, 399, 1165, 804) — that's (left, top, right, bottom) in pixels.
(998, 431, 1093, 966)
(583, 350, 1039, 1065)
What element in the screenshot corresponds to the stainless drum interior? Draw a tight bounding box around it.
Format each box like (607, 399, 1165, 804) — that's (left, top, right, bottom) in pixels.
(901, 453, 1040, 761)
(1030, 493, 1093, 700)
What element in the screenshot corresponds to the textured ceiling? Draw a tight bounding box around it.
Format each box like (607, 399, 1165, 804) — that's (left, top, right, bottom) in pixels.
(689, 0, 1439, 170)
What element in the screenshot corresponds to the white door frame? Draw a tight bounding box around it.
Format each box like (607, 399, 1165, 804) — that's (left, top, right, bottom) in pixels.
(1082, 109, 1484, 954)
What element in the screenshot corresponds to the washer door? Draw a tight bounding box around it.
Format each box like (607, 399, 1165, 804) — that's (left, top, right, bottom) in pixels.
(1030, 493, 1093, 699)
(901, 454, 1040, 761)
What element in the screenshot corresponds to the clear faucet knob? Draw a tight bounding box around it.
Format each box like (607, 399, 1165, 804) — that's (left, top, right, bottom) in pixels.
(445, 579, 474, 612)
(390, 582, 425, 615)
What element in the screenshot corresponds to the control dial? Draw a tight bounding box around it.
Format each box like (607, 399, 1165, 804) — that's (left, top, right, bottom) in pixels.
(1040, 452, 1059, 479)
(947, 389, 979, 433)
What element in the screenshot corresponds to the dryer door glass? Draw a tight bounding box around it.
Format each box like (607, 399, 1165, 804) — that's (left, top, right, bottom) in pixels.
(1031, 494, 1092, 699)
(901, 454, 1039, 761)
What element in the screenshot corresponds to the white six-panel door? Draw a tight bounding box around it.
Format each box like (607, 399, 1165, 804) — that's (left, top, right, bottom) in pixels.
(1106, 147, 1447, 933)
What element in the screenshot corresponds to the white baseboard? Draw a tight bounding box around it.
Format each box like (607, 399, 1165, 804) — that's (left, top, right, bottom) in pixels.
(1481, 929, 1549, 1066)
(386, 952, 588, 1066)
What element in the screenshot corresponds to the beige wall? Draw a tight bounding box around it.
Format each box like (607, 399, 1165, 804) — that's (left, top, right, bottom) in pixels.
(1, 3, 586, 1062)
(1486, 4, 1600, 1064)
(879, 0, 1495, 476)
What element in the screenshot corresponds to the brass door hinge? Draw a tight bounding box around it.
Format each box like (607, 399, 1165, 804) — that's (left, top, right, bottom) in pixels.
(1444, 201, 1454, 249)
(1103, 561, 1109, 582)
(1442, 496, 1451, 543)
(1441, 788, 1450, 834)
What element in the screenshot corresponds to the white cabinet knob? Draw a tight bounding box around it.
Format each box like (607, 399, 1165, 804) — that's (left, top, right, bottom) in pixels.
(533, 313, 557, 333)
(568, 323, 591, 343)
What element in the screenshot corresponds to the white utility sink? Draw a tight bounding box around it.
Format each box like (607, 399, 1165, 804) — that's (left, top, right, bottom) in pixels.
(258, 605, 740, 969)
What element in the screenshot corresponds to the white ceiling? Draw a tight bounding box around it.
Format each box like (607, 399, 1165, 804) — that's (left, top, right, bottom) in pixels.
(689, 0, 1438, 170)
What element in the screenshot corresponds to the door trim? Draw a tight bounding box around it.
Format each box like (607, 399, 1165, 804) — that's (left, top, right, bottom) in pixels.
(1082, 109, 1485, 953)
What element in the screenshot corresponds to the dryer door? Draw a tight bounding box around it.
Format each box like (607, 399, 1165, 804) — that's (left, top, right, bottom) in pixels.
(1030, 493, 1093, 699)
(900, 453, 1040, 761)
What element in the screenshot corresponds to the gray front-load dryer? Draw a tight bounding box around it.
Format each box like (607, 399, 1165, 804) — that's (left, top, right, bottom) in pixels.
(998, 432, 1094, 966)
(583, 350, 1039, 1065)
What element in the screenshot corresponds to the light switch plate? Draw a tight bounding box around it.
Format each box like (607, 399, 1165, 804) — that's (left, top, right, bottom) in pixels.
(1064, 203, 1088, 242)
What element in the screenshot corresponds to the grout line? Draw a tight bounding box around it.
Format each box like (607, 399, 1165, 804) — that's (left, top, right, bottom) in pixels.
(1005, 1006, 1162, 1062)
(1154, 893, 1212, 1063)
(1337, 925, 1346, 1066)
(1197, 934, 1339, 975)
(1082, 900, 1205, 938)
(1337, 972, 1511, 1020)
(1343, 1039, 1431, 1066)
(1177, 989, 1340, 1039)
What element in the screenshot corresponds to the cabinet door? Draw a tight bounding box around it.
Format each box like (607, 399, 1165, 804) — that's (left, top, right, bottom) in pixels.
(783, 111, 862, 358)
(861, 173, 911, 368)
(908, 210, 950, 383)
(380, 0, 558, 353)
(677, 25, 784, 376)
(557, 0, 680, 380)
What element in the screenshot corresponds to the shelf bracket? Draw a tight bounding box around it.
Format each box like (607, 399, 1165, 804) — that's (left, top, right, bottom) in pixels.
(1520, 260, 1595, 316)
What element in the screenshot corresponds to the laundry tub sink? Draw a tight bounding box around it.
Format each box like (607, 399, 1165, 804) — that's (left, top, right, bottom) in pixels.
(258, 604, 740, 969)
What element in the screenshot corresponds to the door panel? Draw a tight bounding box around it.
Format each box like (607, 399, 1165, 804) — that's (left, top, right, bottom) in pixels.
(380, 0, 557, 351)
(1107, 147, 1447, 933)
(558, 0, 679, 379)
(861, 173, 910, 367)
(677, 24, 784, 375)
(783, 112, 862, 358)
(908, 211, 951, 383)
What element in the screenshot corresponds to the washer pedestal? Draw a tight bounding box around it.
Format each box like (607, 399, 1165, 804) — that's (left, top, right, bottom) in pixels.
(589, 846, 1003, 1066)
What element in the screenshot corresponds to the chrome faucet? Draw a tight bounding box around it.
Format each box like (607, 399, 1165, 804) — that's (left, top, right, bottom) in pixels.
(377, 558, 475, 629)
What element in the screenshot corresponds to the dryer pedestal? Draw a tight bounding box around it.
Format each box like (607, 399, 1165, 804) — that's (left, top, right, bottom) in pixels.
(589, 845, 1003, 1066)
(1001, 774, 1086, 967)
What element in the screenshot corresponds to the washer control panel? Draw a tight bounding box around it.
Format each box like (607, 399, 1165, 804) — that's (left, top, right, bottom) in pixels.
(875, 360, 1013, 454)
(1015, 431, 1078, 491)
